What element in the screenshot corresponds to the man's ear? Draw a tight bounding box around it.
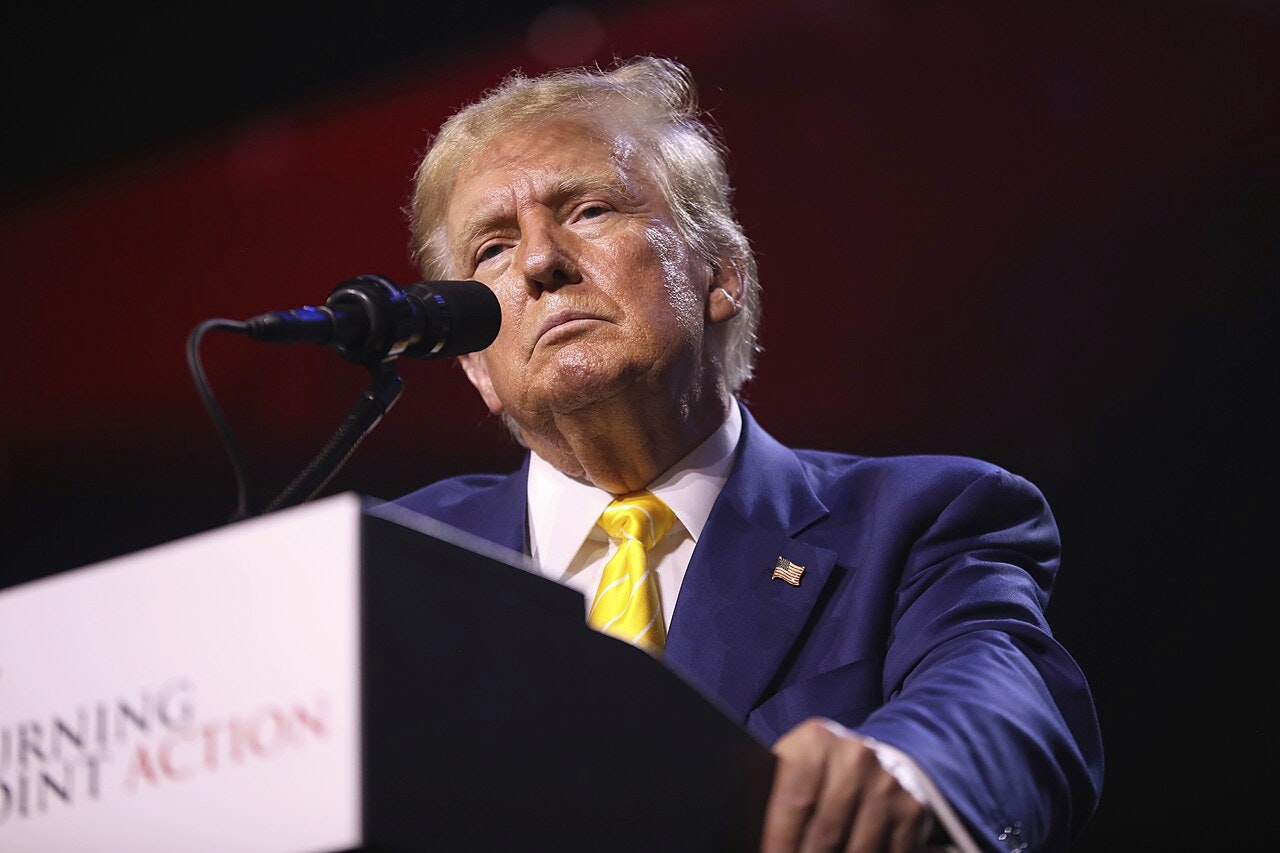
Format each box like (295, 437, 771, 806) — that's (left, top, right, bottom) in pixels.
(705, 258, 744, 325)
(457, 352, 504, 415)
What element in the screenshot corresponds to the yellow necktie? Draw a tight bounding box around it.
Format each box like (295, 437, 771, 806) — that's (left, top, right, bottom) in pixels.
(588, 491, 675, 655)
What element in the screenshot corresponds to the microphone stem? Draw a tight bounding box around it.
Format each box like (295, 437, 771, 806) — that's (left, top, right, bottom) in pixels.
(264, 360, 403, 514)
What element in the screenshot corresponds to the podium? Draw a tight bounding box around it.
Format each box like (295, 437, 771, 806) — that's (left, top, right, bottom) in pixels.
(0, 494, 775, 852)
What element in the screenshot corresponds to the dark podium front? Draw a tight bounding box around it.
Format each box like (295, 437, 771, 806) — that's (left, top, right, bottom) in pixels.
(359, 502, 775, 852)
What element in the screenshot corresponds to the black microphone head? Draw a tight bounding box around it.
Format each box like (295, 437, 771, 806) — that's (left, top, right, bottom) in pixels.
(405, 280, 501, 359)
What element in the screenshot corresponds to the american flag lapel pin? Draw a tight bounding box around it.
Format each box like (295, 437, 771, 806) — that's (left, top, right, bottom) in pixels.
(771, 556, 805, 586)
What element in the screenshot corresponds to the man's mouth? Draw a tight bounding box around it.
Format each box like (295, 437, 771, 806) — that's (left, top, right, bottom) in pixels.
(535, 308, 605, 345)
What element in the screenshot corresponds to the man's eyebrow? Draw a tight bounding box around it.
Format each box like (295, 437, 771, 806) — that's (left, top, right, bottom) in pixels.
(550, 171, 641, 207)
(453, 206, 509, 259)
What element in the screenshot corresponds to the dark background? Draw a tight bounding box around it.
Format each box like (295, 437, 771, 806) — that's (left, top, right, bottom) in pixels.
(3, 1, 1276, 848)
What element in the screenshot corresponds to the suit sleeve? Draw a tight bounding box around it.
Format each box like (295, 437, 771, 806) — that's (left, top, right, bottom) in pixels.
(852, 467, 1103, 853)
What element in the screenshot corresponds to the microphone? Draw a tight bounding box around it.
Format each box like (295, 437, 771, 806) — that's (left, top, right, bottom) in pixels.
(243, 274, 500, 363)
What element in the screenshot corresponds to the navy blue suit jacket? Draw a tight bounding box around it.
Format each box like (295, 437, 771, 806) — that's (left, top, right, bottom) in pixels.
(394, 406, 1103, 851)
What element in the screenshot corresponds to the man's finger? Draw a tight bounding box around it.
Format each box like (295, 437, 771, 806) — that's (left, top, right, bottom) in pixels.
(761, 719, 837, 853)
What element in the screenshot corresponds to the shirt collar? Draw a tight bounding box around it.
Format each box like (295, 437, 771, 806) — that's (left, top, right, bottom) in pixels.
(527, 403, 743, 577)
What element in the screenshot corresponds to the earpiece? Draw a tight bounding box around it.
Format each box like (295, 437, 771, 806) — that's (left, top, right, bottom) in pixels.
(716, 288, 741, 316)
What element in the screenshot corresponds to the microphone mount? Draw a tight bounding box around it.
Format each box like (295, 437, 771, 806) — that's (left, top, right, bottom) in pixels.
(187, 274, 501, 520)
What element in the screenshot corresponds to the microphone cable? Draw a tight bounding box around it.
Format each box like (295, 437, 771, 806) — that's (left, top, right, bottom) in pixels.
(186, 318, 252, 522)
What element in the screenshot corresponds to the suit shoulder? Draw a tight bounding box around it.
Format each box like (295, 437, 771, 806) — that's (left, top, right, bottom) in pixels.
(392, 472, 513, 516)
(791, 448, 1044, 508)
(791, 447, 1009, 483)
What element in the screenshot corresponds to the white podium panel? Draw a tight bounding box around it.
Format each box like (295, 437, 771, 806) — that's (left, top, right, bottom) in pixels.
(0, 494, 364, 853)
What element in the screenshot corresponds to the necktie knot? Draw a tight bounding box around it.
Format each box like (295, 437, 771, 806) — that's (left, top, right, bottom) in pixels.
(598, 491, 675, 550)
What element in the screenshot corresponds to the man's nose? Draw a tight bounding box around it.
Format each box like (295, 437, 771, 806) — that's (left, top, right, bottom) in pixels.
(518, 215, 582, 292)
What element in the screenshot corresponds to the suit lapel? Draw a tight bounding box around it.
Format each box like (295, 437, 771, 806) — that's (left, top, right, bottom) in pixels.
(665, 409, 839, 723)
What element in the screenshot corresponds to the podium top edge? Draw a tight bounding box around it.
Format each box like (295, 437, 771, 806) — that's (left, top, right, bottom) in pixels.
(361, 497, 536, 577)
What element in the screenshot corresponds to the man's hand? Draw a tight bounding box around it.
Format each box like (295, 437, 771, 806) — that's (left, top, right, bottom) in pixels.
(761, 718, 933, 853)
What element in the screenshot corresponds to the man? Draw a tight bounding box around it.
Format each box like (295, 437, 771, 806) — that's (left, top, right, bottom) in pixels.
(394, 56, 1103, 852)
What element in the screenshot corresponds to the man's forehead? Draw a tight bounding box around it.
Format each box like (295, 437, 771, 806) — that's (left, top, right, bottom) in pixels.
(446, 122, 648, 223)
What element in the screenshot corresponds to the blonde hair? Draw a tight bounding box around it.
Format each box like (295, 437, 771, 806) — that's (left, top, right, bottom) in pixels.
(407, 55, 761, 394)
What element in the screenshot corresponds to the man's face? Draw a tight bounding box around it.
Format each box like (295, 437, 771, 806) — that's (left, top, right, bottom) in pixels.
(445, 118, 723, 439)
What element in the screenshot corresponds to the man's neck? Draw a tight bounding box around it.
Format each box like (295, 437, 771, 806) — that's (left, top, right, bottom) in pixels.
(520, 390, 733, 495)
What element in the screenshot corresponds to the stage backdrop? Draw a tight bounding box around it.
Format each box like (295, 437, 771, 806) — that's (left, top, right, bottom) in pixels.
(3, 2, 1276, 850)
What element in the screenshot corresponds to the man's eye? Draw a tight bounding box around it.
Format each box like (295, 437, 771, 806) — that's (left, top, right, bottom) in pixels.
(579, 205, 609, 220)
(478, 243, 507, 263)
